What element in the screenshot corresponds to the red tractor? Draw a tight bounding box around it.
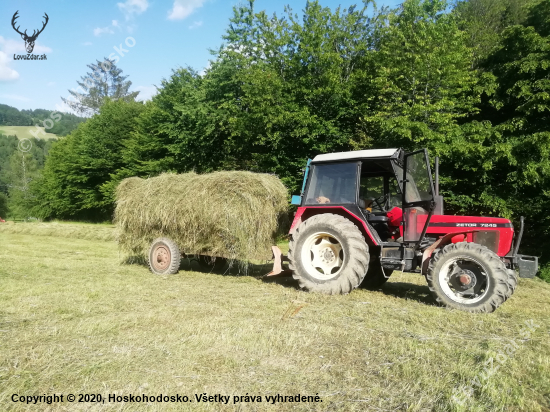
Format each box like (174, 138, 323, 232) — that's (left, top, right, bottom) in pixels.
(270, 148, 538, 313)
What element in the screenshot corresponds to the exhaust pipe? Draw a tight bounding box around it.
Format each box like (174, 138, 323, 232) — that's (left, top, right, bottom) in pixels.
(434, 156, 444, 215)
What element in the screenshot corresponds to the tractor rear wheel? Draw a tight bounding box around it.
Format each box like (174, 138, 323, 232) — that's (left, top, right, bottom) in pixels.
(426, 242, 516, 313)
(361, 264, 393, 290)
(288, 214, 369, 294)
(148, 237, 181, 275)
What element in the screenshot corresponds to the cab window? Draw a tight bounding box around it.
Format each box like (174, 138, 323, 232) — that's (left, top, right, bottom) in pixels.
(304, 162, 358, 205)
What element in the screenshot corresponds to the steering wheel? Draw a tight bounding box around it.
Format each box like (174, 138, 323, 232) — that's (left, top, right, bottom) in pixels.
(369, 194, 387, 211)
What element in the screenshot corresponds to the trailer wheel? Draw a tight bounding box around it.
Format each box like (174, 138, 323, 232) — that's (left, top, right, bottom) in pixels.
(361, 265, 393, 290)
(288, 214, 369, 294)
(426, 242, 515, 313)
(148, 238, 181, 275)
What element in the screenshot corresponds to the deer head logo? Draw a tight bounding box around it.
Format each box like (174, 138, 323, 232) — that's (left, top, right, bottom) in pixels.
(11, 11, 49, 54)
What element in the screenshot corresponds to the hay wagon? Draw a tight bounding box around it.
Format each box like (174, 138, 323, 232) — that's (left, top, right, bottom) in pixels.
(115, 171, 288, 272)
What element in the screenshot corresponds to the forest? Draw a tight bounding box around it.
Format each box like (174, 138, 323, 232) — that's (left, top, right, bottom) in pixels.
(1, 0, 549, 280)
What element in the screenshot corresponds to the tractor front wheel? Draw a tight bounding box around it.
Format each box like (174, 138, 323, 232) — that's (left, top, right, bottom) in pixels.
(148, 237, 181, 275)
(288, 214, 369, 294)
(426, 242, 516, 313)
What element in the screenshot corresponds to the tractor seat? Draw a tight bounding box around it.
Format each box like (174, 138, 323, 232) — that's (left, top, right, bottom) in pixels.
(358, 200, 390, 223)
(367, 215, 390, 223)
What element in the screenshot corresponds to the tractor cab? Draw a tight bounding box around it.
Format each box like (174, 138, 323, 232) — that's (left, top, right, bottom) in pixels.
(295, 148, 438, 245)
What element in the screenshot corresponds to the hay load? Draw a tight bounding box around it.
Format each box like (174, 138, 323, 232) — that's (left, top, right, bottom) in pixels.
(114, 171, 289, 262)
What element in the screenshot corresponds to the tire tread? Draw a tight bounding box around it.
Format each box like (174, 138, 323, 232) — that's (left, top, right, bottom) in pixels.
(426, 242, 516, 313)
(288, 214, 369, 295)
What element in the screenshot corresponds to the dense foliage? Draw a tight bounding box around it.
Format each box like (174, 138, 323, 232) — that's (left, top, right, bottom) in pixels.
(0, 133, 53, 218)
(33, 99, 144, 221)
(0, 104, 32, 126)
(8, 0, 549, 277)
(453, 0, 538, 65)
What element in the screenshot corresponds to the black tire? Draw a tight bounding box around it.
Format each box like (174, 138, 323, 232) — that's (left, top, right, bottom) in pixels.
(288, 213, 369, 294)
(361, 264, 393, 290)
(197, 255, 227, 271)
(426, 242, 516, 313)
(507, 269, 519, 293)
(148, 237, 181, 275)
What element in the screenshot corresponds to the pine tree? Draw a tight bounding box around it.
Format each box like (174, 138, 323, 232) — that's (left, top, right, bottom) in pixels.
(62, 58, 139, 116)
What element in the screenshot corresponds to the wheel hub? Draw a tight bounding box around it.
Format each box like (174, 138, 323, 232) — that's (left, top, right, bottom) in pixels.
(153, 246, 170, 271)
(440, 257, 488, 304)
(322, 248, 335, 263)
(450, 268, 477, 291)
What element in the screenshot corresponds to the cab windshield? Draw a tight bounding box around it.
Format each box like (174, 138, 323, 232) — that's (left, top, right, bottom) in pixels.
(304, 163, 357, 205)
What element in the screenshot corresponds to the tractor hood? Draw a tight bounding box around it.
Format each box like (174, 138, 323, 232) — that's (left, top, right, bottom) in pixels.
(424, 214, 514, 256)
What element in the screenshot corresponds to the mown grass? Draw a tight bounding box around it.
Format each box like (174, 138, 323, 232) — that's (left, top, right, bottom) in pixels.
(0, 224, 549, 411)
(0, 221, 116, 242)
(0, 125, 58, 140)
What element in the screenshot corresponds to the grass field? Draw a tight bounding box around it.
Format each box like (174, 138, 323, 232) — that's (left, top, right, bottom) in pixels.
(0, 223, 549, 411)
(0, 125, 58, 140)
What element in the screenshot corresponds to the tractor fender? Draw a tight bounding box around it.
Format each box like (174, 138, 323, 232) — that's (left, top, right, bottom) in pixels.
(421, 230, 477, 276)
(289, 206, 379, 246)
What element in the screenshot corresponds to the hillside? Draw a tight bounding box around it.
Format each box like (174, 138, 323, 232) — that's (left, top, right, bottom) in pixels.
(0, 104, 85, 137)
(0, 125, 58, 140)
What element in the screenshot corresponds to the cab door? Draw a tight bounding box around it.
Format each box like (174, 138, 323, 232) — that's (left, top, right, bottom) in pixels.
(402, 149, 436, 244)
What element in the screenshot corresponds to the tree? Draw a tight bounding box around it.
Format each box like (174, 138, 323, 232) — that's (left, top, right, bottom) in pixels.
(62, 58, 139, 116)
(0, 133, 19, 195)
(0, 104, 32, 126)
(212, 0, 377, 190)
(474, 0, 550, 259)
(35, 99, 144, 220)
(362, 0, 479, 154)
(453, 0, 538, 66)
(0, 135, 52, 219)
(122, 1, 377, 192)
(0, 192, 8, 218)
(6, 151, 40, 219)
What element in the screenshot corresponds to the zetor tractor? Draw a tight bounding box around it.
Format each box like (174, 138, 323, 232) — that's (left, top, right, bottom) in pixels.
(271, 148, 538, 313)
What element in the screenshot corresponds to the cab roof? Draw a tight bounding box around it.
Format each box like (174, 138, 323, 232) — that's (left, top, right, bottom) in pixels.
(311, 148, 399, 163)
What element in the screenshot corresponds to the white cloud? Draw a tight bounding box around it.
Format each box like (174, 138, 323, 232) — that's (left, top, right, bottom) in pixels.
(47, 81, 55, 86)
(189, 20, 203, 29)
(0, 52, 19, 82)
(94, 26, 115, 36)
(94, 18, 127, 36)
(0, 36, 52, 54)
(118, 0, 149, 19)
(0, 37, 20, 82)
(168, 0, 206, 20)
(82, 41, 93, 46)
(135, 85, 158, 101)
(0, 93, 30, 102)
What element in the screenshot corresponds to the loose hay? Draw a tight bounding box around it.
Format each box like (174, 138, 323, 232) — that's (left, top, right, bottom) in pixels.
(114, 171, 289, 263)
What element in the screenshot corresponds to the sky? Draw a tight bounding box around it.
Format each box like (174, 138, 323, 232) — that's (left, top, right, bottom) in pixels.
(0, 0, 402, 112)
